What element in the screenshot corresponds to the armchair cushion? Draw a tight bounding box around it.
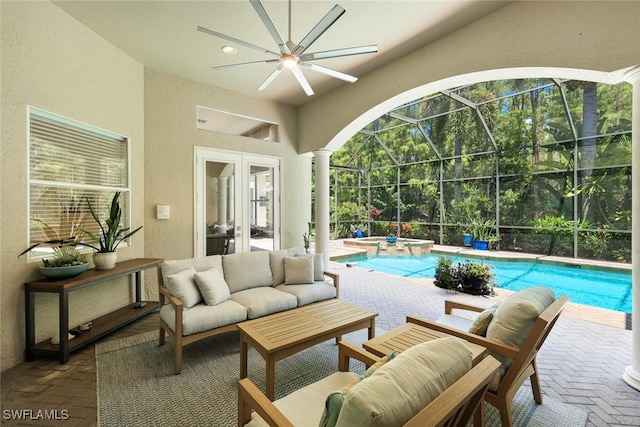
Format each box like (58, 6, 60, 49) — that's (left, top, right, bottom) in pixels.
(194, 268, 231, 306)
(165, 268, 201, 310)
(284, 256, 314, 284)
(487, 286, 555, 348)
(336, 337, 472, 427)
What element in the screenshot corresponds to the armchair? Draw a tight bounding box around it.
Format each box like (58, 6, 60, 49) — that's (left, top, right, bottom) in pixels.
(238, 339, 501, 427)
(407, 289, 569, 427)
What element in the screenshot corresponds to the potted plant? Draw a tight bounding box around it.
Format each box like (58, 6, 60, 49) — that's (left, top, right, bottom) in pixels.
(82, 192, 143, 270)
(19, 194, 90, 278)
(471, 219, 495, 250)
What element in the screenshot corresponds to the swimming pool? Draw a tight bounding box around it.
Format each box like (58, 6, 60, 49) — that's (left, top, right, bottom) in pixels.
(338, 254, 632, 313)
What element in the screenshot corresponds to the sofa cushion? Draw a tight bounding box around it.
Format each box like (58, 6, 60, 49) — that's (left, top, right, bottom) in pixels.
(336, 337, 472, 427)
(245, 372, 360, 427)
(284, 256, 314, 284)
(230, 287, 297, 319)
(469, 304, 500, 336)
(161, 255, 223, 284)
(159, 300, 247, 336)
(223, 251, 273, 293)
(165, 268, 201, 310)
(275, 282, 337, 306)
(270, 247, 307, 286)
(194, 268, 231, 306)
(297, 253, 325, 281)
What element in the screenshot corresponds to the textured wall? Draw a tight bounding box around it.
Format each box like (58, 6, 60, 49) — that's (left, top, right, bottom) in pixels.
(0, 1, 145, 371)
(143, 69, 308, 300)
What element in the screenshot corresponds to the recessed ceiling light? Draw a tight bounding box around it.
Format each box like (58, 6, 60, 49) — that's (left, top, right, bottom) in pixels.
(222, 46, 237, 55)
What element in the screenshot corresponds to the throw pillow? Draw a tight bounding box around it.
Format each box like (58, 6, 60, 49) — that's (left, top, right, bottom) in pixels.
(193, 268, 231, 306)
(296, 253, 325, 281)
(284, 256, 314, 284)
(319, 351, 396, 427)
(165, 268, 201, 310)
(468, 304, 499, 336)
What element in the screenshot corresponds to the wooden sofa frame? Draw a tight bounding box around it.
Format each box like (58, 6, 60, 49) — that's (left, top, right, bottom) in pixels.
(407, 295, 569, 427)
(158, 270, 340, 375)
(238, 340, 501, 427)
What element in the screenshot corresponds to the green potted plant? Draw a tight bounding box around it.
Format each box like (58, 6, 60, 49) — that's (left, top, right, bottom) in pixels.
(19, 194, 90, 278)
(471, 219, 495, 250)
(82, 192, 142, 270)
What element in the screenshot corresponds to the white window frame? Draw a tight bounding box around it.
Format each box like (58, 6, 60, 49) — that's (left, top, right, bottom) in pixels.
(27, 106, 133, 262)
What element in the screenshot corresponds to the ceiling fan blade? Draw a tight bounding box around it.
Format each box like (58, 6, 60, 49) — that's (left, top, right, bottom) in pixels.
(292, 4, 345, 57)
(300, 45, 378, 61)
(289, 65, 314, 96)
(299, 62, 357, 83)
(250, 0, 290, 54)
(197, 26, 281, 58)
(257, 64, 284, 92)
(212, 59, 280, 70)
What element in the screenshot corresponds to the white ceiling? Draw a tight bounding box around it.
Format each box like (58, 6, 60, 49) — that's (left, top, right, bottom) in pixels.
(53, 0, 508, 107)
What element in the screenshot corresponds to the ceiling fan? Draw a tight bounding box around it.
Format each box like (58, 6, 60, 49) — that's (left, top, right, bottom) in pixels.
(197, 0, 377, 96)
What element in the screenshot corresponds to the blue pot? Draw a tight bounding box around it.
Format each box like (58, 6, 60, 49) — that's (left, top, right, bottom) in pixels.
(386, 236, 397, 243)
(463, 233, 474, 247)
(472, 240, 489, 250)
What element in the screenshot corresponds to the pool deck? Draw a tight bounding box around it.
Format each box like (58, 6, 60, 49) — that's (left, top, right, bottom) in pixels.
(327, 240, 631, 330)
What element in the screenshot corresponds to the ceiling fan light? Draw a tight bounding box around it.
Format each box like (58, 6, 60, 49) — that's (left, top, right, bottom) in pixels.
(222, 46, 237, 55)
(282, 54, 298, 68)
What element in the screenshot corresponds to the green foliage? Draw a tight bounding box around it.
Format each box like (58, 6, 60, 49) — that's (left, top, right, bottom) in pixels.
(41, 247, 87, 267)
(434, 257, 494, 295)
(83, 192, 143, 253)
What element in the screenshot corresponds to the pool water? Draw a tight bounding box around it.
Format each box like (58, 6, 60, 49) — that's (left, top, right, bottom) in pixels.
(339, 254, 632, 313)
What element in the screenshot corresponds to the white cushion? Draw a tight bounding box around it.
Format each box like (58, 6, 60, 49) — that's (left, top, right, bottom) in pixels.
(436, 314, 474, 332)
(336, 337, 472, 427)
(159, 300, 247, 336)
(270, 247, 308, 286)
(284, 256, 314, 285)
(161, 255, 223, 284)
(194, 268, 231, 306)
(275, 282, 336, 306)
(245, 372, 360, 427)
(230, 287, 297, 319)
(165, 268, 201, 310)
(297, 253, 325, 281)
(223, 251, 273, 293)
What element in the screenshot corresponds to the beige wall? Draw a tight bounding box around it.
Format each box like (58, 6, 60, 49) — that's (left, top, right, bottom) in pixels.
(143, 69, 308, 300)
(299, 0, 640, 153)
(1, 2, 145, 370)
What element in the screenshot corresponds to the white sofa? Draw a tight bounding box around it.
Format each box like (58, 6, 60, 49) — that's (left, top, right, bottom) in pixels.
(158, 247, 339, 374)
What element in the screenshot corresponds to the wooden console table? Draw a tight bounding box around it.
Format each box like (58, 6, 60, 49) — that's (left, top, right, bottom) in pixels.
(25, 257, 163, 364)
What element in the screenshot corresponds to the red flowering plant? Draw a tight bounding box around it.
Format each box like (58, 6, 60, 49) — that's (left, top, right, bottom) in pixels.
(369, 206, 381, 219)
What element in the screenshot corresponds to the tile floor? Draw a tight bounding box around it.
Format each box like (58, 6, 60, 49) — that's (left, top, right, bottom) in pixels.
(2, 247, 639, 426)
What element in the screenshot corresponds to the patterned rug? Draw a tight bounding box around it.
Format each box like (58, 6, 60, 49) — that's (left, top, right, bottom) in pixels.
(96, 330, 587, 426)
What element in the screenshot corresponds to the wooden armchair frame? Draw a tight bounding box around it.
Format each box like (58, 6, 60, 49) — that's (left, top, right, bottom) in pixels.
(238, 341, 501, 427)
(407, 295, 568, 427)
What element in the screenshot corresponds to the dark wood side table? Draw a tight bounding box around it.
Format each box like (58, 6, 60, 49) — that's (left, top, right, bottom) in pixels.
(24, 257, 163, 364)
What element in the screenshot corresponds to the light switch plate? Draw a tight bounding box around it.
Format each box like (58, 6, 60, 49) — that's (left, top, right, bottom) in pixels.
(156, 205, 170, 219)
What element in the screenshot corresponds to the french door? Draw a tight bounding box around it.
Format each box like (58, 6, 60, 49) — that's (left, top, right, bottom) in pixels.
(194, 147, 280, 257)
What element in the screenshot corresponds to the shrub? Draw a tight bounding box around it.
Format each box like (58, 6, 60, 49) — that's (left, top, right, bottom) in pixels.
(434, 257, 494, 295)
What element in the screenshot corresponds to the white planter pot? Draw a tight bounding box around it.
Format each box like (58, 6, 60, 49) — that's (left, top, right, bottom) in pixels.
(93, 252, 117, 270)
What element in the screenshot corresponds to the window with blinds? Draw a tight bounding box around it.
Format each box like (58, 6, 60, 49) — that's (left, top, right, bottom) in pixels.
(28, 107, 131, 260)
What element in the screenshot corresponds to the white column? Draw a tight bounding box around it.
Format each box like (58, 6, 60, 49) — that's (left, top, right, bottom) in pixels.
(624, 66, 640, 391)
(218, 176, 228, 226)
(228, 176, 235, 225)
(313, 149, 332, 268)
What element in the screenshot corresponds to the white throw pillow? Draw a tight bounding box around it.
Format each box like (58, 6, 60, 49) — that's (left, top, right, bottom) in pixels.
(194, 268, 231, 306)
(284, 256, 314, 284)
(296, 253, 325, 281)
(165, 268, 201, 310)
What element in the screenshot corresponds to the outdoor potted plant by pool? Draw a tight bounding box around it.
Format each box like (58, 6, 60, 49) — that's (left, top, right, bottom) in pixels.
(471, 219, 495, 250)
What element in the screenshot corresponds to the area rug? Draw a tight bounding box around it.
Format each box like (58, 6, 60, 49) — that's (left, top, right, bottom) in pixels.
(96, 330, 587, 426)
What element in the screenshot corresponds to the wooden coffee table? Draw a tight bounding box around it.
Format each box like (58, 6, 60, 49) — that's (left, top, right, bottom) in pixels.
(363, 322, 487, 365)
(238, 299, 378, 400)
